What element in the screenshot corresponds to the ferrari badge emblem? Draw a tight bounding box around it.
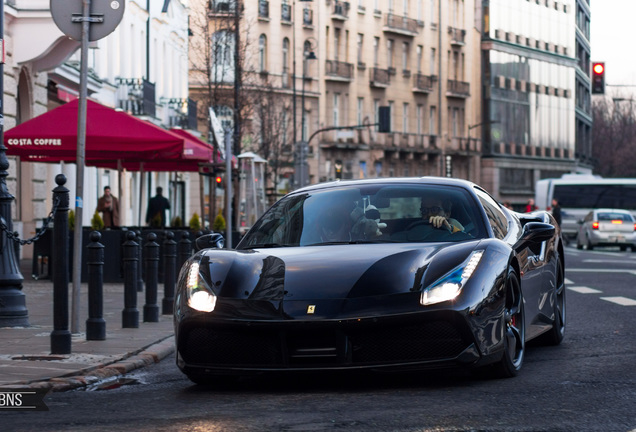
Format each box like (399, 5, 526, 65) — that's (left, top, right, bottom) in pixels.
(307, 305, 316, 314)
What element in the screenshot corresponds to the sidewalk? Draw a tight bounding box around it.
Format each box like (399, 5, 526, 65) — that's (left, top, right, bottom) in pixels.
(0, 260, 175, 392)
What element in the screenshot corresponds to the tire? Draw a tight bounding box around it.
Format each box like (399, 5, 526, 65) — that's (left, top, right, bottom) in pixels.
(620, 245, 627, 251)
(538, 255, 566, 346)
(493, 267, 525, 378)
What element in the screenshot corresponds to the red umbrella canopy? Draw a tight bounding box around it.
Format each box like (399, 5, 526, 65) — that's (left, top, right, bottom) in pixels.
(95, 129, 216, 172)
(4, 99, 185, 164)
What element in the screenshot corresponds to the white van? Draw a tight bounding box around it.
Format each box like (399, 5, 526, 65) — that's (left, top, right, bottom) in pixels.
(535, 174, 636, 240)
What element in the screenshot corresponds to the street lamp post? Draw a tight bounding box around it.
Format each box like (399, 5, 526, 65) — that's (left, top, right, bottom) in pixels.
(299, 44, 317, 188)
(0, 0, 29, 327)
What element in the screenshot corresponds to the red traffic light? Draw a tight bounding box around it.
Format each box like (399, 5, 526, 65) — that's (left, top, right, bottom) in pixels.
(593, 63, 604, 75)
(215, 176, 223, 184)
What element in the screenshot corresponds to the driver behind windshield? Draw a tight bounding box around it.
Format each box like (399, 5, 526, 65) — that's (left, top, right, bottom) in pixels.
(420, 196, 464, 233)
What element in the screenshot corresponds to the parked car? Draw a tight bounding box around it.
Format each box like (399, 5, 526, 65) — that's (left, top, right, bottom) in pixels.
(576, 209, 636, 251)
(174, 177, 566, 384)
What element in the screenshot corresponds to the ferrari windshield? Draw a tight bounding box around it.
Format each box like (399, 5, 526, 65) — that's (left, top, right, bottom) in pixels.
(238, 183, 488, 248)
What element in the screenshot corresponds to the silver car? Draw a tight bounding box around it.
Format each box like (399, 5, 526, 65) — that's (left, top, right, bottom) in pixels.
(576, 209, 636, 251)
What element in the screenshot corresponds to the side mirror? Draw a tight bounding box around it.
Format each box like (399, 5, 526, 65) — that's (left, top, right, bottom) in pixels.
(194, 233, 225, 252)
(513, 222, 555, 250)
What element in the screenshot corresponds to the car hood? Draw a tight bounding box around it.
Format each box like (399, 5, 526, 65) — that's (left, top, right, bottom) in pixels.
(200, 242, 484, 303)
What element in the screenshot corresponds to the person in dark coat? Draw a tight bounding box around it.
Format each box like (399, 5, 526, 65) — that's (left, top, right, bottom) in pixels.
(146, 186, 171, 227)
(96, 186, 120, 227)
(551, 198, 562, 226)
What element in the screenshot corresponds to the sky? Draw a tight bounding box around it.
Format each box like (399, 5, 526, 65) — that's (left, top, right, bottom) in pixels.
(590, 0, 636, 98)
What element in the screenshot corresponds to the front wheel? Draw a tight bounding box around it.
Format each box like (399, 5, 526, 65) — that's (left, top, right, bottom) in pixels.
(493, 267, 525, 378)
(538, 255, 566, 345)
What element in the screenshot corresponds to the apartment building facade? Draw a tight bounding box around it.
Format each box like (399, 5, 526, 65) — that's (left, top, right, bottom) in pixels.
(194, 0, 483, 199)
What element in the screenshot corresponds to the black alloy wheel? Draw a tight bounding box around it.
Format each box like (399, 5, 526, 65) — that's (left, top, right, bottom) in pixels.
(494, 267, 525, 378)
(539, 254, 566, 345)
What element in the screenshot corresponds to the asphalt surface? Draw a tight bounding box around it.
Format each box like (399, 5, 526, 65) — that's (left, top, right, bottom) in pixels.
(0, 260, 175, 392)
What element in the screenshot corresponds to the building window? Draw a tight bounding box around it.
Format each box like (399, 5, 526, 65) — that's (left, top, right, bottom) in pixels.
(282, 37, 290, 87)
(333, 93, 340, 127)
(429, 106, 436, 134)
(417, 104, 423, 135)
(389, 100, 395, 133)
(402, 42, 409, 71)
(430, 47, 436, 75)
(373, 37, 380, 66)
(416, 45, 423, 73)
(403, 102, 409, 134)
(357, 97, 364, 126)
(258, 34, 267, 72)
(357, 34, 364, 65)
(212, 30, 235, 83)
(374, 99, 380, 131)
(387, 39, 394, 69)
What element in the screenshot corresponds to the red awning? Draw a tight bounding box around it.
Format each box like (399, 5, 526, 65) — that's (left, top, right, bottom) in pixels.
(94, 129, 216, 172)
(4, 99, 187, 165)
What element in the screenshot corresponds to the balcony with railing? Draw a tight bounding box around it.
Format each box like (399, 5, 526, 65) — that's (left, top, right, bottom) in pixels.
(448, 27, 466, 46)
(446, 79, 470, 98)
(413, 73, 435, 93)
(331, 1, 350, 20)
(369, 67, 390, 88)
(325, 60, 354, 81)
(258, 0, 269, 20)
(162, 98, 198, 130)
(208, 0, 236, 17)
(383, 13, 419, 36)
(116, 78, 156, 118)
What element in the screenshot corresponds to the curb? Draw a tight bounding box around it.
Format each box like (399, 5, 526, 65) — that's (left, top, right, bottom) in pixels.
(21, 336, 175, 392)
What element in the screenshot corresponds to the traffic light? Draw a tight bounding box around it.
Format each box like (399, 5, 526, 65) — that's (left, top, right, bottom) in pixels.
(215, 174, 223, 188)
(591, 62, 605, 94)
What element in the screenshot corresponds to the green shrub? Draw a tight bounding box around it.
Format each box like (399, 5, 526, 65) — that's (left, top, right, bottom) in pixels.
(213, 210, 226, 232)
(91, 210, 104, 231)
(68, 209, 75, 231)
(171, 216, 183, 227)
(189, 212, 201, 231)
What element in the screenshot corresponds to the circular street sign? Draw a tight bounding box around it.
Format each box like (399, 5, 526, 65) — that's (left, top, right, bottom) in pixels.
(51, 0, 126, 42)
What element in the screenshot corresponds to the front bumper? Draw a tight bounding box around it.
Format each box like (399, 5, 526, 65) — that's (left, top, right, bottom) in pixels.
(175, 310, 492, 374)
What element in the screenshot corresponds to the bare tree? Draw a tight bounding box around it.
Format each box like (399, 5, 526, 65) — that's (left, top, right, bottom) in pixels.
(592, 95, 636, 177)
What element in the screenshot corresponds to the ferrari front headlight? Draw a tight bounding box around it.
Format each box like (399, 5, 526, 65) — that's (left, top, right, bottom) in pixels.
(421, 251, 484, 306)
(186, 261, 217, 312)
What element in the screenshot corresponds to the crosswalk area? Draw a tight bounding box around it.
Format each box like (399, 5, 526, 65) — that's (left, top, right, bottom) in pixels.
(566, 278, 636, 306)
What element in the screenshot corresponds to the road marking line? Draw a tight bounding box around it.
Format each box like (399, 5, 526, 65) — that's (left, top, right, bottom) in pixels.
(564, 278, 575, 285)
(567, 268, 636, 275)
(568, 286, 602, 294)
(601, 296, 636, 306)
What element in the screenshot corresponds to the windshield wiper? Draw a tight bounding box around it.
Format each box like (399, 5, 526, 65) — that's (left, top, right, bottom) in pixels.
(245, 243, 292, 249)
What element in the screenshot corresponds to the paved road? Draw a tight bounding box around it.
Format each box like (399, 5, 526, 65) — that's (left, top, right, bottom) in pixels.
(3, 246, 636, 432)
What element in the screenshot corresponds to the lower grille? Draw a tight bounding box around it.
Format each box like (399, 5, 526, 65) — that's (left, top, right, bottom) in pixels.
(180, 320, 470, 368)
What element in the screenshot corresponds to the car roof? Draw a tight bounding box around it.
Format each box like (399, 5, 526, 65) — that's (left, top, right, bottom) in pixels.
(592, 208, 633, 214)
(291, 176, 478, 195)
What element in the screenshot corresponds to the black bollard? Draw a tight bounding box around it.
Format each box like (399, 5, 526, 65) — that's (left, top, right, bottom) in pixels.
(122, 231, 139, 328)
(86, 231, 106, 340)
(143, 233, 160, 322)
(51, 174, 71, 354)
(177, 231, 192, 274)
(162, 231, 177, 314)
(135, 230, 144, 292)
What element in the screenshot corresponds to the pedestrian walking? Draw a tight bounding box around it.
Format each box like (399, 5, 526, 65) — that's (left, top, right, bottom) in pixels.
(96, 186, 120, 228)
